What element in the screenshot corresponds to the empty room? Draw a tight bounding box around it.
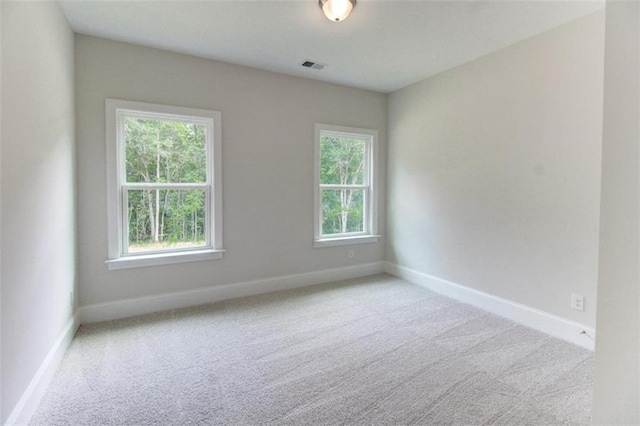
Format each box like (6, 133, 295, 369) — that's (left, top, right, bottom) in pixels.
(1, 0, 638, 425)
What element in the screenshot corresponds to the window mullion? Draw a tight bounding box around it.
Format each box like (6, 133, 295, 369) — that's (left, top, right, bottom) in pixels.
(123, 183, 208, 190)
(320, 184, 368, 190)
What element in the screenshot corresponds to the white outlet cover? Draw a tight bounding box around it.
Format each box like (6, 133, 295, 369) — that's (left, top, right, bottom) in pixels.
(571, 294, 584, 311)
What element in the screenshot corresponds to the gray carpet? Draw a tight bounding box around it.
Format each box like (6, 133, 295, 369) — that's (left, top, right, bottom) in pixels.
(31, 274, 594, 425)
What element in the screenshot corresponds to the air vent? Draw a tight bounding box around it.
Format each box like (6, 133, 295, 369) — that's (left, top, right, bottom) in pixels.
(301, 60, 326, 70)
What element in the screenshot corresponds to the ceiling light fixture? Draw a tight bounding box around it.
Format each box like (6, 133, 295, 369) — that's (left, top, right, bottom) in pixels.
(319, 0, 356, 22)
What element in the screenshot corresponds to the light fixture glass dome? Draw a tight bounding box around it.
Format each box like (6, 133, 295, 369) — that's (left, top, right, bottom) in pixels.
(319, 0, 356, 22)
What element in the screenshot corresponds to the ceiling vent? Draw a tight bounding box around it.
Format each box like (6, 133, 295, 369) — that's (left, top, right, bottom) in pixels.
(301, 60, 326, 70)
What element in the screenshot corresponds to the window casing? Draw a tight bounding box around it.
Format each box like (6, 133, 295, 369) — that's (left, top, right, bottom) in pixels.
(105, 99, 224, 269)
(314, 123, 380, 247)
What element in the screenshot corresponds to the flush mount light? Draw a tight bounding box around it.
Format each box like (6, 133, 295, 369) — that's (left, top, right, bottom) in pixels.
(319, 0, 356, 22)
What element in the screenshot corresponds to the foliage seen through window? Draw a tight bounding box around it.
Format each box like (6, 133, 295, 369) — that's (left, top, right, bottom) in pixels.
(320, 136, 366, 235)
(124, 118, 207, 253)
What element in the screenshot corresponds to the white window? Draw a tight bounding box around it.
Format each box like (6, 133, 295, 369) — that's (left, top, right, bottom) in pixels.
(105, 99, 224, 269)
(314, 123, 380, 247)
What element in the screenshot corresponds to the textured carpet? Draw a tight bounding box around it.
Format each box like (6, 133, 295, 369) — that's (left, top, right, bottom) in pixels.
(31, 274, 594, 425)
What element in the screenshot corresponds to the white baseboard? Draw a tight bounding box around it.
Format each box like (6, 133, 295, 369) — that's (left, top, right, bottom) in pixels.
(80, 262, 385, 324)
(384, 262, 596, 350)
(5, 314, 80, 426)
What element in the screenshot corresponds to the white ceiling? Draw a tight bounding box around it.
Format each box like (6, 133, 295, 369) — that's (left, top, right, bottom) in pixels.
(59, 0, 604, 93)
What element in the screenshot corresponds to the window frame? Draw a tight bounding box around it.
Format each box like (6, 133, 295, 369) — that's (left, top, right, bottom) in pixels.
(314, 123, 380, 248)
(105, 99, 224, 270)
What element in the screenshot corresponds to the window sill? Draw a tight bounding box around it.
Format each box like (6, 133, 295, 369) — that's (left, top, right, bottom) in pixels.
(314, 235, 381, 248)
(106, 249, 225, 270)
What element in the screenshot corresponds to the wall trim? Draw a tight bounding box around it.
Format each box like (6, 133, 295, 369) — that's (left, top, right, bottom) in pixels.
(384, 262, 596, 350)
(80, 262, 385, 324)
(5, 314, 80, 426)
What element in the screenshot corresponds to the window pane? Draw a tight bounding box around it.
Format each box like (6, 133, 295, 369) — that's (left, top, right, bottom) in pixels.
(320, 135, 365, 185)
(322, 189, 364, 235)
(124, 117, 207, 183)
(126, 189, 206, 253)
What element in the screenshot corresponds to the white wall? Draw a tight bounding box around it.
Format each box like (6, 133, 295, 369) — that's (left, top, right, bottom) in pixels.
(0, 2, 3, 422)
(592, 1, 640, 423)
(1, 1, 76, 423)
(75, 36, 386, 307)
(386, 12, 604, 327)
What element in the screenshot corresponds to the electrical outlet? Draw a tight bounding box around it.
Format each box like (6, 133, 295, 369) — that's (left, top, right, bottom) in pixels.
(571, 294, 584, 311)
(348, 249, 354, 259)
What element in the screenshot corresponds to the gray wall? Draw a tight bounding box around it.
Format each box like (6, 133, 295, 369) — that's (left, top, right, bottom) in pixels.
(386, 12, 604, 326)
(1, 1, 76, 422)
(592, 1, 640, 423)
(75, 35, 387, 307)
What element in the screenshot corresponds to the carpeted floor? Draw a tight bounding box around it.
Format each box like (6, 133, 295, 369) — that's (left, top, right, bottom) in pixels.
(31, 274, 594, 425)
